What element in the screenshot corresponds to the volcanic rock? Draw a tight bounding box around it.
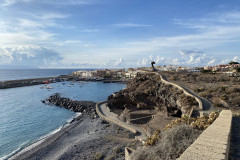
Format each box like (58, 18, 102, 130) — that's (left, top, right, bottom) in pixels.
(107, 73, 198, 117)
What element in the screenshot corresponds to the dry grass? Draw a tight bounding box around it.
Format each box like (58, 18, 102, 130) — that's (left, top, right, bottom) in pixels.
(131, 124, 201, 160)
(94, 152, 104, 160)
(165, 111, 219, 131)
(163, 71, 240, 109)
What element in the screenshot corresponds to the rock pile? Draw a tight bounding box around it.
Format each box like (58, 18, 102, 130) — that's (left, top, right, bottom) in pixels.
(43, 93, 98, 119)
(107, 73, 198, 117)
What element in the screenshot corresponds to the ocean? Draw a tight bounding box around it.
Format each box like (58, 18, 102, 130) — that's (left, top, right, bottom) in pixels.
(0, 69, 125, 159)
(0, 69, 82, 81)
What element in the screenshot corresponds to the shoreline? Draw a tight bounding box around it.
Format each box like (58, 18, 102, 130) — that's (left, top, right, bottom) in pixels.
(4, 112, 83, 160)
(8, 113, 83, 160)
(7, 114, 136, 160)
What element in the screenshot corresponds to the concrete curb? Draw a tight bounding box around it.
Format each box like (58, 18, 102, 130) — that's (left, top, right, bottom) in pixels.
(159, 74, 203, 111)
(125, 147, 135, 160)
(96, 101, 137, 134)
(177, 110, 232, 160)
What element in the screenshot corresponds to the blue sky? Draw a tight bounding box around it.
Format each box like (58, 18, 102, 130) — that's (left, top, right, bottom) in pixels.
(0, 0, 240, 68)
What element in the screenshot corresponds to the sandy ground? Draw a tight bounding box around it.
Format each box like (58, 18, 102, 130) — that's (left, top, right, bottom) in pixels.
(9, 115, 140, 160)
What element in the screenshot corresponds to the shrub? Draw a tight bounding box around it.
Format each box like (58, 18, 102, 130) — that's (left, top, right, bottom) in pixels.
(226, 87, 240, 94)
(232, 96, 240, 106)
(104, 155, 115, 160)
(194, 87, 205, 93)
(95, 152, 104, 160)
(220, 94, 227, 100)
(199, 91, 211, 99)
(218, 86, 227, 93)
(131, 124, 202, 160)
(164, 111, 219, 131)
(212, 98, 223, 108)
(145, 129, 161, 146)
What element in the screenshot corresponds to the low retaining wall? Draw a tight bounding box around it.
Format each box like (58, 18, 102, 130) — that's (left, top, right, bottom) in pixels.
(96, 102, 137, 134)
(177, 110, 232, 160)
(159, 74, 203, 111)
(140, 71, 203, 116)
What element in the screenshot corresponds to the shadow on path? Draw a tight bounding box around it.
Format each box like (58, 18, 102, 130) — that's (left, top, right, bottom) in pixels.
(229, 117, 240, 160)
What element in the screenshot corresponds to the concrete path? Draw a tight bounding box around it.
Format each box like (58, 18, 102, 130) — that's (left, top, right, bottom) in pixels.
(97, 102, 147, 142)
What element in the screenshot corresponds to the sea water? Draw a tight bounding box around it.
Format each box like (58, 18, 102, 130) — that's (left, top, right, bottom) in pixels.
(0, 69, 83, 81)
(0, 81, 125, 159)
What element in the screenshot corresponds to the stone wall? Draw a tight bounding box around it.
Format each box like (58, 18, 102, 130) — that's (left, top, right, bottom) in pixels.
(96, 101, 137, 134)
(177, 110, 232, 160)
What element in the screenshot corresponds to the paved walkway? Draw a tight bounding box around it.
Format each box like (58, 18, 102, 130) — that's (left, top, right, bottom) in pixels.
(97, 102, 147, 141)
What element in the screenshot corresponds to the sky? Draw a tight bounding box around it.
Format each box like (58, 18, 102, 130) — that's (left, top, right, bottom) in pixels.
(0, 0, 240, 69)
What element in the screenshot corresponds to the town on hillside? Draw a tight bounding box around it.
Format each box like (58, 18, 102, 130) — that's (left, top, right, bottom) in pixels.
(72, 61, 240, 81)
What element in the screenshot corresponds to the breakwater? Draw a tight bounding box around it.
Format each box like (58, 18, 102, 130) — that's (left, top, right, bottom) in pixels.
(0, 75, 126, 89)
(43, 93, 98, 119)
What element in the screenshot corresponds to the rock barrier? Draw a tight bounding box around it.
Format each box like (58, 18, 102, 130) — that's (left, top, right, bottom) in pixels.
(43, 93, 98, 119)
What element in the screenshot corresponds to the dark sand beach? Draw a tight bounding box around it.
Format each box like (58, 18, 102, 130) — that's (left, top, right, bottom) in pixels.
(9, 115, 140, 160)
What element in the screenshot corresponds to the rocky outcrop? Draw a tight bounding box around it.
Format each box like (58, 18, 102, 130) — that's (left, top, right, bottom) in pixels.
(107, 73, 198, 117)
(43, 93, 98, 119)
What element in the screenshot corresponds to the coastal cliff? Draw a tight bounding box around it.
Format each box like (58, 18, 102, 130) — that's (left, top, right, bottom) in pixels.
(107, 73, 198, 117)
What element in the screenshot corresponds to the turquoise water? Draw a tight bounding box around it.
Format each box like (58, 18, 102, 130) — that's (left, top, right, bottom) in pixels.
(0, 81, 125, 159)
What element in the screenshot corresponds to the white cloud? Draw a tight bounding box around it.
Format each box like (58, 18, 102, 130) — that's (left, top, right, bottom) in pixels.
(0, 46, 63, 68)
(82, 29, 99, 32)
(0, 0, 96, 7)
(0, 0, 27, 6)
(233, 56, 240, 62)
(38, 13, 69, 19)
(19, 19, 43, 28)
(82, 43, 95, 48)
(114, 58, 125, 66)
(207, 59, 217, 66)
(112, 23, 152, 28)
(135, 49, 228, 67)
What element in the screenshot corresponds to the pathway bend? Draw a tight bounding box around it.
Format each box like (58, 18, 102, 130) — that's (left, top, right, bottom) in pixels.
(160, 74, 215, 113)
(96, 102, 147, 142)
